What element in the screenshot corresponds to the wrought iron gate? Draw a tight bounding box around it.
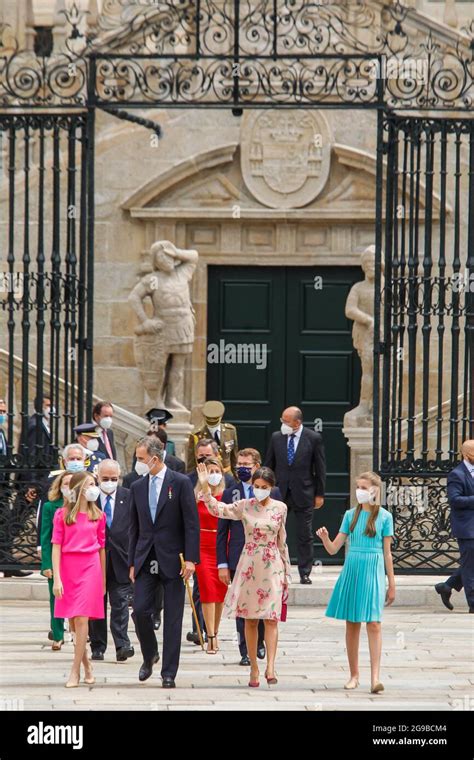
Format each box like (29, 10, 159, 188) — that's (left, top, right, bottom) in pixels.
(373, 113, 474, 571)
(0, 1, 473, 570)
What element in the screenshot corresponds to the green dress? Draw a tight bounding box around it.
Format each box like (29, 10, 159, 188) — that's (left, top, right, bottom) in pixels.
(325, 507, 394, 623)
(40, 498, 65, 641)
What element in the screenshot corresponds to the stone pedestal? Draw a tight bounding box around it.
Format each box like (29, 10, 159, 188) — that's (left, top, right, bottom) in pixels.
(342, 424, 374, 505)
(166, 409, 194, 463)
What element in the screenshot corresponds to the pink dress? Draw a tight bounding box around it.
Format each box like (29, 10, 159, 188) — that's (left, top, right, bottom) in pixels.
(52, 507, 106, 619)
(205, 495, 292, 620)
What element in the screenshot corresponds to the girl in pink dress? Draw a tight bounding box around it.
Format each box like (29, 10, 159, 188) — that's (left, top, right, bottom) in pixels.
(52, 470, 106, 688)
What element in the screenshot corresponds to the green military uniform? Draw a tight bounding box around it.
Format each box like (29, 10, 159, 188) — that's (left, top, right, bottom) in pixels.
(40, 497, 65, 643)
(186, 401, 238, 475)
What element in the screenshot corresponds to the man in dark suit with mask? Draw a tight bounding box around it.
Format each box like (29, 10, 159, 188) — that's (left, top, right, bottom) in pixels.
(265, 406, 326, 584)
(89, 458, 135, 662)
(129, 436, 199, 688)
(435, 440, 474, 613)
(217, 447, 282, 665)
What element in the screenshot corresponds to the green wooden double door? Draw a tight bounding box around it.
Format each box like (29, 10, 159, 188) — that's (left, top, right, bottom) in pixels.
(206, 265, 363, 563)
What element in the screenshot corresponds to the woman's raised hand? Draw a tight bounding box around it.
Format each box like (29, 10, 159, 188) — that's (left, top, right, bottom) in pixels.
(196, 462, 210, 489)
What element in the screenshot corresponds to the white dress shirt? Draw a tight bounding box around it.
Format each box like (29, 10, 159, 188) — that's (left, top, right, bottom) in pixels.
(463, 459, 474, 478)
(207, 423, 221, 443)
(149, 465, 168, 505)
(100, 489, 117, 522)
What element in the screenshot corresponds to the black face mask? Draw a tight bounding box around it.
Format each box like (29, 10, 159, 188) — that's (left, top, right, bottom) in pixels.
(196, 456, 207, 464)
(236, 466, 252, 482)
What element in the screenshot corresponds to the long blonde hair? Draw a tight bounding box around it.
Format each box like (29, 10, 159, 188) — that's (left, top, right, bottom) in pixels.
(62, 471, 102, 526)
(350, 471, 382, 538)
(47, 471, 72, 502)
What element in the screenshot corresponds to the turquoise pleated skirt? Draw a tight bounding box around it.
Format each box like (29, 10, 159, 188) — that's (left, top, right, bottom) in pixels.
(325, 547, 387, 623)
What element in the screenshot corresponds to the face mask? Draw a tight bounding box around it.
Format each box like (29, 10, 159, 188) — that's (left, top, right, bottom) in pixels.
(66, 460, 85, 473)
(237, 466, 253, 482)
(85, 438, 99, 452)
(0, 414, 6, 425)
(99, 416, 113, 430)
(100, 480, 118, 494)
(253, 487, 271, 502)
(205, 417, 221, 428)
(207, 473, 222, 487)
(135, 457, 155, 477)
(60, 486, 72, 500)
(356, 488, 372, 504)
(85, 485, 100, 502)
(281, 422, 294, 436)
(196, 456, 207, 464)
(43, 406, 51, 417)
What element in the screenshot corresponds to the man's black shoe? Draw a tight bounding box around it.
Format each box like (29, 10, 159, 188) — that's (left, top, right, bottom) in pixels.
(186, 631, 207, 645)
(257, 644, 266, 660)
(162, 676, 176, 688)
(91, 650, 104, 661)
(116, 646, 135, 662)
(138, 653, 160, 682)
(300, 575, 312, 585)
(239, 655, 250, 666)
(3, 569, 33, 577)
(435, 582, 454, 611)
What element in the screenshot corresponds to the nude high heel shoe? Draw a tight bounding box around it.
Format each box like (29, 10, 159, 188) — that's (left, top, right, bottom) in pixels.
(344, 676, 360, 690)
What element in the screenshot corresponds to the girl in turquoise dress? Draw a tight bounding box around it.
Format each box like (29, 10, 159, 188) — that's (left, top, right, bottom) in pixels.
(317, 471, 395, 694)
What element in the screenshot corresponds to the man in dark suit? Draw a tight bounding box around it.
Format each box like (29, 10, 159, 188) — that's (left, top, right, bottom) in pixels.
(26, 396, 54, 461)
(265, 406, 326, 584)
(123, 428, 185, 489)
(92, 400, 117, 460)
(217, 447, 281, 665)
(129, 436, 200, 688)
(435, 440, 474, 613)
(185, 438, 235, 644)
(89, 459, 135, 661)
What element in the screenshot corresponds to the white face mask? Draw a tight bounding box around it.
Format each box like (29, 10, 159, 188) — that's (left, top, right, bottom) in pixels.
(85, 438, 99, 452)
(100, 480, 118, 494)
(253, 487, 271, 502)
(60, 486, 72, 500)
(207, 473, 222, 487)
(356, 488, 372, 504)
(84, 485, 100, 502)
(280, 422, 294, 436)
(135, 457, 156, 477)
(99, 416, 113, 430)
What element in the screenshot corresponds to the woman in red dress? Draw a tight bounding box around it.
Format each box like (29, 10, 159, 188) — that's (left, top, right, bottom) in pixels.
(194, 457, 228, 654)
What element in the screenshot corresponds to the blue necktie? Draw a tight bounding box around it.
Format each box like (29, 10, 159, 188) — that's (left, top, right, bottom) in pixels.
(248, 484, 254, 498)
(287, 434, 296, 466)
(104, 495, 112, 528)
(149, 475, 159, 522)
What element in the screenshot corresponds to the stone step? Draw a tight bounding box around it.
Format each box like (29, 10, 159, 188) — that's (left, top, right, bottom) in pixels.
(0, 568, 463, 609)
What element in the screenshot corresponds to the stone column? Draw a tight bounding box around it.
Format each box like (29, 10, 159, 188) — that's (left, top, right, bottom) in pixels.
(342, 425, 374, 504)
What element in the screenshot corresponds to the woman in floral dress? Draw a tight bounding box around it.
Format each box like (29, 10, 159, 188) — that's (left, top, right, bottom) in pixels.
(197, 463, 291, 688)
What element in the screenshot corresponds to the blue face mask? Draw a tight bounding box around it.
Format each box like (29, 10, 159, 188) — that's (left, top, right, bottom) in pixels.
(66, 460, 85, 473)
(237, 466, 253, 482)
(0, 414, 6, 426)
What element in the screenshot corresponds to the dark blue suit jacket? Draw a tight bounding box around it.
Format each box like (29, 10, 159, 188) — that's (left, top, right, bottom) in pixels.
(96, 486, 131, 584)
(128, 468, 200, 579)
(447, 462, 474, 539)
(216, 483, 282, 571)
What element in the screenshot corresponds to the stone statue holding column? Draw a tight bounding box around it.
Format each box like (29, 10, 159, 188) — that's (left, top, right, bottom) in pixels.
(128, 240, 198, 412)
(344, 245, 384, 428)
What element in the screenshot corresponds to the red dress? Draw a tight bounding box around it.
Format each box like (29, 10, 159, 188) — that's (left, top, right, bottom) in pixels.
(195, 495, 228, 603)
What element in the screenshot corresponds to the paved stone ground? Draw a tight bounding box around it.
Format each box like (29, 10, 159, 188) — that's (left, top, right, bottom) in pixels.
(0, 599, 472, 711)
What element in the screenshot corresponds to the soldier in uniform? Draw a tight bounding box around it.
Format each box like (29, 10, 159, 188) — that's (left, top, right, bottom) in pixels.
(73, 422, 106, 475)
(145, 408, 176, 456)
(186, 401, 238, 476)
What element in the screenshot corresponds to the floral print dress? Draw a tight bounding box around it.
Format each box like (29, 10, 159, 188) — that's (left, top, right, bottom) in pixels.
(203, 494, 292, 620)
